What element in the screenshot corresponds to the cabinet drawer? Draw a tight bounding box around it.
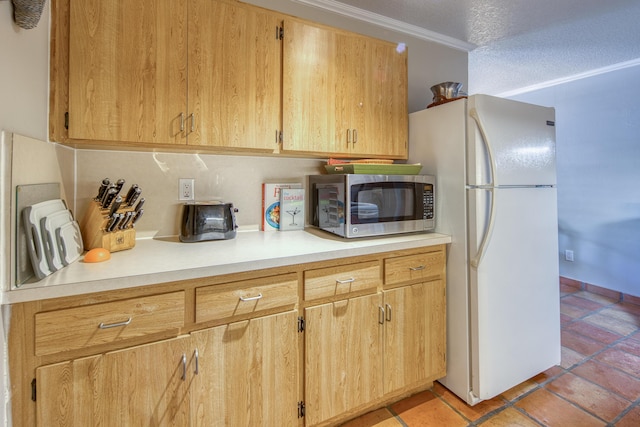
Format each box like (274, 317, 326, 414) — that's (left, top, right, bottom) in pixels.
(195, 274, 298, 323)
(35, 291, 185, 356)
(384, 250, 445, 286)
(304, 261, 380, 301)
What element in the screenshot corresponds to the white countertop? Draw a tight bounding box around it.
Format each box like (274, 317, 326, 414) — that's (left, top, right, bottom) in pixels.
(5, 229, 451, 304)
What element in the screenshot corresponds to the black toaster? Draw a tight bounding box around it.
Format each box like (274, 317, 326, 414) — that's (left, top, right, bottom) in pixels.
(179, 202, 238, 242)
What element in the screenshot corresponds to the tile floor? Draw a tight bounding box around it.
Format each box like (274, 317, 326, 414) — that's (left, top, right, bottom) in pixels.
(342, 280, 640, 427)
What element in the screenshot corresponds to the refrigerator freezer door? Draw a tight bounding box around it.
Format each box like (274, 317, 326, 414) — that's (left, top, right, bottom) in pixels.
(467, 95, 556, 187)
(467, 186, 561, 401)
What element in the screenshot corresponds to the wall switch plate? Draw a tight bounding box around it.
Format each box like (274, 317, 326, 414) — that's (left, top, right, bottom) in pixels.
(179, 178, 195, 201)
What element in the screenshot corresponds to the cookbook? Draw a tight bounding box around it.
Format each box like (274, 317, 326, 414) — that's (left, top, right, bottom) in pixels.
(279, 188, 305, 231)
(261, 183, 302, 231)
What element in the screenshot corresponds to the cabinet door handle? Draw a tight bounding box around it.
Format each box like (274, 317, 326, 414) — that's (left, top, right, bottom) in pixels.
(189, 113, 195, 133)
(239, 293, 263, 302)
(179, 112, 185, 132)
(385, 303, 392, 322)
(194, 348, 199, 375)
(336, 277, 355, 285)
(347, 129, 352, 144)
(410, 265, 426, 271)
(378, 306, 385, 324)
(98, 317, 132, 329)
(353, 129, 358, 144)
(181, 354, 187, 381)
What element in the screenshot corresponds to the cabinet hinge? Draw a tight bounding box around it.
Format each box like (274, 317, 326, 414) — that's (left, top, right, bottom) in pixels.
(31, 378, 36, 402)
(64, 112, 69, 130)
(298, 401, 305, 418)
(297, 316, 305, 332)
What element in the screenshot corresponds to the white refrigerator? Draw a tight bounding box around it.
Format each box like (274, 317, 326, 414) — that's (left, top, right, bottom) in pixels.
(409, 94, 561, 405)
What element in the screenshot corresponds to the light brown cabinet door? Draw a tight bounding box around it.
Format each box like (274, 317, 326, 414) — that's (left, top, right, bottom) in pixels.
(282, 18, 408, 158)
(383, 279, 446, 394)
(36, 336, 192, 426)
(188, 0, 281, 150)
(282, 18, 340, 155)
(68, 0, 188, 145)
(304, 294, 384, 426)
(361, 41, 408, 158)
(190, 310, 298, 427)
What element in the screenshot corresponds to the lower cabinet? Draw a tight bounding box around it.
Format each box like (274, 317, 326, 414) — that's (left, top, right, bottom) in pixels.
(303, 248, 447, 426)
(383, 280, 446, 394)
(36, 336, 193, 426)
(304, 294, 384, 426)
(190, 310, 299, 427)
(304, 282, 446, 426)
(12, 245, 446, 427)
(36, 311, 299, 426)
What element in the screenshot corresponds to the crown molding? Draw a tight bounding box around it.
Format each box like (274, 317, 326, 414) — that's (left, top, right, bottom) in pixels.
(292, 0, 476, 52)
(497, 58, 640, 97)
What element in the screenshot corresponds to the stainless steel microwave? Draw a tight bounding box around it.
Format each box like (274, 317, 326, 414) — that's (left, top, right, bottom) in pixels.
(307, 174, 435, 238)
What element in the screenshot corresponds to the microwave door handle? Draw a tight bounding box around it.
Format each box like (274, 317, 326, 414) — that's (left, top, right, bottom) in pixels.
(469, 108, 497, 188)
(470, 187, 496, 269)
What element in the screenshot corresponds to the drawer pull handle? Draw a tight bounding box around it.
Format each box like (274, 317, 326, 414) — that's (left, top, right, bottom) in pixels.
(181, 354, 187, 381)
(336, 277, 355, 285)
(409, 265, 426, 271)
(239, 293, 263, 302)
(98, 317, 132, 329)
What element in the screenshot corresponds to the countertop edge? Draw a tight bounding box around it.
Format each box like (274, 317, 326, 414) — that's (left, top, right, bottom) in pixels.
(5, 230, 451, 304)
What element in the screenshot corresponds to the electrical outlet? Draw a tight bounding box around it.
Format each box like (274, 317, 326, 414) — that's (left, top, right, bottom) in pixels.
(565, 250, 574, 262)
(179, 178, 195, 201)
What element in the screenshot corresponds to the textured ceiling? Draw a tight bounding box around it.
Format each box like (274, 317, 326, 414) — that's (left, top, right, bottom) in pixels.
(294, 0, 640, 95)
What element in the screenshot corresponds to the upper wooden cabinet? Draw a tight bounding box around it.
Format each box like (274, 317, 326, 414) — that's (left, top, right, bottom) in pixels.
(53, 0, 408, 157)
(68, 0, 188, 145)
(282, 18, 408, 159)
(187, 0, 281, 150)
(65, 0, 280, 151)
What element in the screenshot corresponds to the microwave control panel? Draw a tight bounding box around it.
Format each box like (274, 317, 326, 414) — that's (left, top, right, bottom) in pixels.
(423, 184, 434, 220)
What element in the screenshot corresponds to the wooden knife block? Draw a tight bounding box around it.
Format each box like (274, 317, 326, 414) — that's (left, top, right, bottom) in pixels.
(80, 200, 136, 252)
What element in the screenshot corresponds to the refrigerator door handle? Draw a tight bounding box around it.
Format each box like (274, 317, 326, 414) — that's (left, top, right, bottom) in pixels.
(469, 107, 498, 268)
(469, 108, 498, 187)
(470, 187, 496, 268)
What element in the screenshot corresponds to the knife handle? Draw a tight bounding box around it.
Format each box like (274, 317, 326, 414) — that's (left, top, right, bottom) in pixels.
(119, 211, 133, 230)
(127, 188, 142, 207)
(134, 197, 145, 212)
(124, 184, 138, 204)
(115, 179, 125, 194)
(109, 195, 123, 217)
(96, 178, 110, 200)
(101, 188, 118, 209)
(100, 184, 115, 205)
(105, 213, 119, 232)
(132, 209, 144, 226)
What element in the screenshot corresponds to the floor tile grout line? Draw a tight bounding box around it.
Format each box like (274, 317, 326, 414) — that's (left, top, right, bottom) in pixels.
(608, 397, 640, 425)
(548, 300, 640, 425)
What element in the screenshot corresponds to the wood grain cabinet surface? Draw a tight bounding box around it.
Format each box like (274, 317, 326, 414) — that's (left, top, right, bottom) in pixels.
(52, 0, 408, 158)
(65, 0, 279, 151)
(282, 18, 408, 159)
(302, 246, 446, 427)
(9, 245, 445, 427)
